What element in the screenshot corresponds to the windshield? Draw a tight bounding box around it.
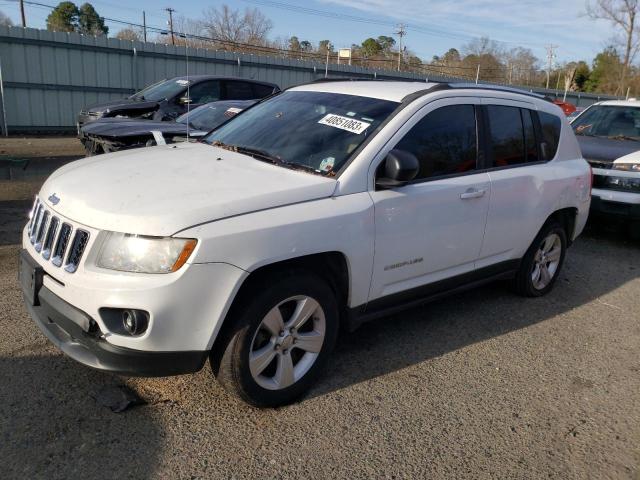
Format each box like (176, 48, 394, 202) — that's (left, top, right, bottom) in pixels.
(572, 105, 640, 140)
(203, 91, 399, 175)
(131, 79, 189, 102)
(177, 103, 248, 131)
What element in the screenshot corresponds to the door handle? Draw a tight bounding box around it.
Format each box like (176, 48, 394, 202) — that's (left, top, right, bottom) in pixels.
(460, 188, 486, 200)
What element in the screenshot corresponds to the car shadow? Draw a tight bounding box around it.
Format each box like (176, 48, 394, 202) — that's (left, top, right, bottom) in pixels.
(307, 219, 639, 400)
(0, 354, 164, 479)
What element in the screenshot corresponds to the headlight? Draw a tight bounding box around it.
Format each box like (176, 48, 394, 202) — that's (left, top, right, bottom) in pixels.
(97, 232, 197, 273)
(603, 175, 640, 192)
(612, 163, 640, 171)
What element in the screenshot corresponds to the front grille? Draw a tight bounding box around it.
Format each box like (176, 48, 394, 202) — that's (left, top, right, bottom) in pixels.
(28, 197, 90, 273)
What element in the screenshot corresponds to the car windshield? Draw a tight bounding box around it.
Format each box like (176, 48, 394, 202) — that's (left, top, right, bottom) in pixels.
(572, 105, 640, 140)
(177, 103, 248, 131)
(202, 90, 399, 175)
(131, 78, 189, 102)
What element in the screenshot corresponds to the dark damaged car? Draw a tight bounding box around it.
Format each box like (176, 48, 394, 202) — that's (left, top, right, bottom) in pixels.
(572, 100, 640, 231)
(77, 76, 279, 128)
(80, 100, 255, 155)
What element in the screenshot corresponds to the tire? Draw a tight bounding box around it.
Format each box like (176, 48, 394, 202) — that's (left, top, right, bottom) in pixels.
(514, 220, 567, 297)
(212, 271, 339, 407)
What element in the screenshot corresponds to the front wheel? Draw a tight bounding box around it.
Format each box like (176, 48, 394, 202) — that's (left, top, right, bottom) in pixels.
(212, 272, 339, 407)
(514, 221, 567, 297)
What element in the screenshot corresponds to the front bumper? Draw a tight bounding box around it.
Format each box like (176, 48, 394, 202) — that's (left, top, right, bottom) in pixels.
(591, 188, 640, 220)
(21, 250, 208, 376)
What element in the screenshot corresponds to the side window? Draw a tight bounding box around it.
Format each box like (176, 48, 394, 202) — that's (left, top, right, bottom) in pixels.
(252, 83, 276, 98)
(393, 104, 478, 180)
(522, 109, 539, 162)
(186, 81, 221, 104)
(487, 105, 525, 167)
(538, 111, 561, 160)
(225, 81, 255, 100)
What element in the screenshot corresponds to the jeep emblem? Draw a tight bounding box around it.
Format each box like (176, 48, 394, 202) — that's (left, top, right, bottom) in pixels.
(48, 193, 60, 205)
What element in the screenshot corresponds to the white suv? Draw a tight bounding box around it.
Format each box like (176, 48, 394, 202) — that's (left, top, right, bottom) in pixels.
(20, 81, 591, 407)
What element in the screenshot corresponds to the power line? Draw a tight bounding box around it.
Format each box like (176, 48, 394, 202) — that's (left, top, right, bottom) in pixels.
(9, 0, 552, 84)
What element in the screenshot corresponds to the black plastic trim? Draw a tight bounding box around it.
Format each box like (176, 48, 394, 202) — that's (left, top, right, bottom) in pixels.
(346, 260, 520, 330)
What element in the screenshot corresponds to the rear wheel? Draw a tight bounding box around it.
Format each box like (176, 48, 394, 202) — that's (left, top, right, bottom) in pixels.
(515, 221, 567, 297)
(213, 271, 338, 407)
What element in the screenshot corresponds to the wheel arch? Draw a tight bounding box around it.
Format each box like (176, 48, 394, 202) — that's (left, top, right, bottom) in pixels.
(210, 251, 351, 365)
(548, 206, 578, 245)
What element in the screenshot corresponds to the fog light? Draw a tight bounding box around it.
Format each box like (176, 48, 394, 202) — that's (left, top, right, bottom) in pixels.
(121, 309, 148, 336)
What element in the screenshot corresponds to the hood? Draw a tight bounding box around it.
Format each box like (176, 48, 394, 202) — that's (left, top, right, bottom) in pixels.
(84, 98, 159, 115)
(81, 118, 191, 138)
(39, 142, 337, 236)
(614, 150, 640, 166)
(576, 135, 640, 166)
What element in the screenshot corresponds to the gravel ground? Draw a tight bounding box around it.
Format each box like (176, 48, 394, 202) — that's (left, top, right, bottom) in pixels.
(0, 178, 639, 478)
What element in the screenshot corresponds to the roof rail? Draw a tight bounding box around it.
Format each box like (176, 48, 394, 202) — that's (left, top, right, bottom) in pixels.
(445, 82, 550, 101)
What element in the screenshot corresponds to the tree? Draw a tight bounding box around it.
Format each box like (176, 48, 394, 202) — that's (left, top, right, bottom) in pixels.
(202, 4, 272, 47)
(504, 47, 539, 84)
(300, 40, 312, 52)
(116, 27, 142, 42)
(46, 1, 79, 32)
(78, 3, 107, 35)
(243, 7, 272, 45)
(0, 10, 12, 27)
(377, 35, 395, 53)
(288, 36, 300, 51)
(587, 0, 640, 94)
(585, 46, 623, 93)
(573, 61, 591, 90)
(317, 40, 332, 55)
(361, 37, 382, 57)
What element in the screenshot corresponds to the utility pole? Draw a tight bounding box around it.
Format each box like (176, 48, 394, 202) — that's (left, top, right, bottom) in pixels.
(142, 11, 147, 42)
(19, 0, 26, 27)
(545, 44, 557, 90)
(165, 7, 176, 46)
(395, 23, 406, 72)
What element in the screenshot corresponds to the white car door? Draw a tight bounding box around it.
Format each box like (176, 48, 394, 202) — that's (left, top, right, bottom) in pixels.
(476, 99, 560, 268)
(367, 98, 491, 304)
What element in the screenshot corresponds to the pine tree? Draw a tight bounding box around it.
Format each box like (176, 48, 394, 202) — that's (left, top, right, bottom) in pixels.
(78, 3, 108, 35)
(46, 2, 80, 33)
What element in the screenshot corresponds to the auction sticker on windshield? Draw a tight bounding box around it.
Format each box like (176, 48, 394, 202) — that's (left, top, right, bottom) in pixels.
(318, 114, 371, 134)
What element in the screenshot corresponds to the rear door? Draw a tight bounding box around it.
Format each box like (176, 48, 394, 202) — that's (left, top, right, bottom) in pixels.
(477, 99, 558, 267)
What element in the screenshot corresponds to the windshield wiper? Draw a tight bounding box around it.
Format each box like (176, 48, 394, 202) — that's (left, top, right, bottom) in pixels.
(210, 142, 325, 175)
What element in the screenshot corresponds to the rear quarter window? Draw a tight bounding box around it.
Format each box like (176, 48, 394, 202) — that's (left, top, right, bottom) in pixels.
(538, 111, 561, 160)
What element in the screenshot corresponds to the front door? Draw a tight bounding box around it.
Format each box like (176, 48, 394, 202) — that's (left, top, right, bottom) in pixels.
(368, 98, 491, 303)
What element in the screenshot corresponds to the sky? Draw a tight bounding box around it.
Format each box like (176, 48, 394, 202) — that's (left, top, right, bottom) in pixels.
(1, 0, 619, 66)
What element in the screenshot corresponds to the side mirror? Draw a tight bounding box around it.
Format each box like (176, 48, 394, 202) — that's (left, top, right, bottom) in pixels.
(178, 97, 192, 105)
(375, 149, 419, 189)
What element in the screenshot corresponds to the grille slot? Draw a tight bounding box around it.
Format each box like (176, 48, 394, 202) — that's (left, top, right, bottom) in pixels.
(52, 223, 72, 267)
(27, 197, 39, 236)
(42, 217, 59, 260)
(29, 204, 44, 243)
(64, 230, 90, 273)
(34, 210, 50, 252)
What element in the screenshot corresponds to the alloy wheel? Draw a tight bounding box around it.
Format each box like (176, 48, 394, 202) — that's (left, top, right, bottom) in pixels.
(249, 295, 326, 390)
(531, 232, 562, 290)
